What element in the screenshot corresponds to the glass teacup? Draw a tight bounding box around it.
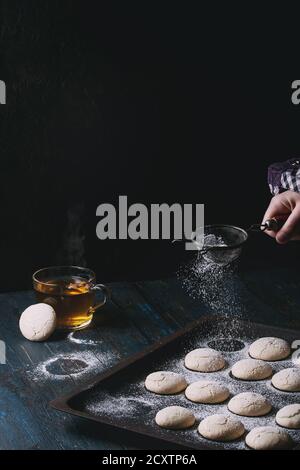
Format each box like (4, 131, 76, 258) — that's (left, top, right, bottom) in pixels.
(33, 266, 110, 330)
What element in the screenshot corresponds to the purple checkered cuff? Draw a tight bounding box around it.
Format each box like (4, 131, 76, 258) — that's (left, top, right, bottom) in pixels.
(268, 158, 300, 195)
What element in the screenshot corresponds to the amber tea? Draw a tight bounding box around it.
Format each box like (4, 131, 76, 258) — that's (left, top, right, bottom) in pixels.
(33, 267, 109, 330)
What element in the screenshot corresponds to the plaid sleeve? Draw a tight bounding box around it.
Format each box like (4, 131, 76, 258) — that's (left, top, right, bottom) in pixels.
(268, 158, 300, 195)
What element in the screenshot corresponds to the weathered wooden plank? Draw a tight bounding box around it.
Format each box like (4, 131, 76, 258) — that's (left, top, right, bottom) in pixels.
(0, 281, 183, 450)
(1, 269, 300, 450)
(240, 269, 300, 329)
(0, 368, 122, 450)
(110, 282, 176, 342)
(137, 271, 300, 332)
(135, 278, 210, 327)
(0, 283, 160, 383)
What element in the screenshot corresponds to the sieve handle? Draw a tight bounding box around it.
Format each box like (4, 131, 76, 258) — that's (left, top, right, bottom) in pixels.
(264, 217, 287, 232)
(248, 217, 287, 232)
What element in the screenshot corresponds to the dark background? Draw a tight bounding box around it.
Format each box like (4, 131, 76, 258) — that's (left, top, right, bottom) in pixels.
(0, 1, 299, 292)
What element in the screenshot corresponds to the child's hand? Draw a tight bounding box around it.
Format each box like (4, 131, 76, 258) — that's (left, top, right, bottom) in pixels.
(262, 190, 300, 244)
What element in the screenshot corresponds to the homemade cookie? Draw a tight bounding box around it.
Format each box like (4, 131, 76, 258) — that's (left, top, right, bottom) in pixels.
(276, 404, 300, 429)
(198, 414, 245, 441)
(145, 371, 187, 394)
(185, 380, 230, 404)
(228, 392, 272, 417)
(272, 368, 300, 392)
(155, 406, 195, 429)
(19, 303, 57, 341)
(231, 358, 272, 381)
(249, 337, 290, 361)
(245, 426, 292, 450)
(185, 348, 225, 372)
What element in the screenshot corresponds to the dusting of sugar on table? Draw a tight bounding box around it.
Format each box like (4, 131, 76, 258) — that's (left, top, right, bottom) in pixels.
(28, 349, 116, 382)
(68, 332, 101, 346)
(82, 333, 300, 450)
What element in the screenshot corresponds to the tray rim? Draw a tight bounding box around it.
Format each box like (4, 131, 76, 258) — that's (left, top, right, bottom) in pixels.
(50, 315, 300, 450)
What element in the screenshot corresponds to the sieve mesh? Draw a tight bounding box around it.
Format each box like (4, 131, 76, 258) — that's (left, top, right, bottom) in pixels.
(200, 225, 248, 266)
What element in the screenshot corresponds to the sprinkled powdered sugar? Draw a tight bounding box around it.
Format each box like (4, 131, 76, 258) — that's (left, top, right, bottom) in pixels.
(27, 326, 111, 382)
(28, 350, 116, 383)
(25, 239, 300, 449)
(82, 335, 300, 450)
(68, 332, 101, 346)
(179, 260, 241, 312)
(174, 246, 299, 447)
(177, 235, 244, 328)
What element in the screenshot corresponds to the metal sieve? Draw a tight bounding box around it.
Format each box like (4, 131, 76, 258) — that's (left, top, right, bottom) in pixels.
(174, 218, 285, 266)
(200, 218, 285, 265)
(201, 224, 248, 265)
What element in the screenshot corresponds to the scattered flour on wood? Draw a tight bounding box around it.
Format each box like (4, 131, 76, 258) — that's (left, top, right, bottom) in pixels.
(83, 334, 300, 450)
(68, 332, 101, 346)
(28, 350, 115, 382)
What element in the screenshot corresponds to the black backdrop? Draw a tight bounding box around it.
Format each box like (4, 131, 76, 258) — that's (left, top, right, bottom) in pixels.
(0, 2, 299, 292)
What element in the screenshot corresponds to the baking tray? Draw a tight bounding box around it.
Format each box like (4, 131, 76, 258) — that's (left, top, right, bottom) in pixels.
(50, 316, 300, 450)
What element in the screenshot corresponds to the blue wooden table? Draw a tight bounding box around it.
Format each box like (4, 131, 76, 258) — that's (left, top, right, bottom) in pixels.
(1, 269, 300, 450)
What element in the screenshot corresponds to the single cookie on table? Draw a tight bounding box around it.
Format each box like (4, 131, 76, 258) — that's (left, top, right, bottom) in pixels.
(228, 392, 272, 417)
(231, 358, 272, 381)
(198, 414, 245, 441)
(185, 380, 230, 404)
(271, 368, 300, 392)
(155, 406, 195, 429)
(184, 348, 226, 372)
(276, 404, 300, 429)
(245, 426, 292, 450)
(19, 303, 57, 341)
(249, 337, 290, 361)
(145, 371, 187, 395)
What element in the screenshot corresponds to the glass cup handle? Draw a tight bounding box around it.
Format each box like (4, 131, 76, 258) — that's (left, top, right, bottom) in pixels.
(90, 283, 111, 312)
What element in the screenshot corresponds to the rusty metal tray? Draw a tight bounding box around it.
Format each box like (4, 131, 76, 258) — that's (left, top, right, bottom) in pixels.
(50, 316, 300, 450)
